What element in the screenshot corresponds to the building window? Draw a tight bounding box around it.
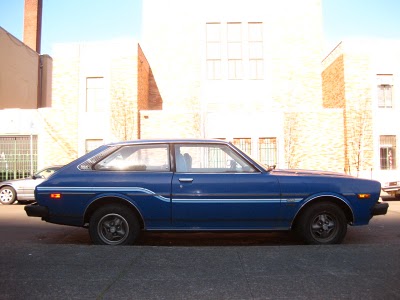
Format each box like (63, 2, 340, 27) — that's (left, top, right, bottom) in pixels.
(377, 75, 393, 108)
(380, 135, 396, 170)
(85, 139, 104, 154)
(86, 77, 105, 112)
(227, 22, 243, 80)
(233, 138, 251, 155)
(206, 23, 222, 80)
(259, 137, 277, 167)
(248, 22, 264, 80)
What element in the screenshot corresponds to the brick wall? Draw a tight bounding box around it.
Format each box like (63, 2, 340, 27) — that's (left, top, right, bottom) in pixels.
(322, 53, 345, 108)
(23, 0, 42, 53)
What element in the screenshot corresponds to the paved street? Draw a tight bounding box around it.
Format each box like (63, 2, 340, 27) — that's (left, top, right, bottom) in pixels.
(0, 199, 399, 299)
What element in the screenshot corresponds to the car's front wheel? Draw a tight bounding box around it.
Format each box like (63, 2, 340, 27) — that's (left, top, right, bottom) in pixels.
(89, 204, 140, 245)
(0, 186, 17, 205)
(296, 202, 347, 245)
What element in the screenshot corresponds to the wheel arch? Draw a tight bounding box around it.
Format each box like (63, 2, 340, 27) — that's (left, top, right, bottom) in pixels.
(83, 196, 145, 229)
(291, 195, 354, 229)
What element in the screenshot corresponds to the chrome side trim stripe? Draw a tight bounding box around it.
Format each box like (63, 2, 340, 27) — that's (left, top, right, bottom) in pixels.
(172, 199, 281, 204)
(36, 186, 170, 202)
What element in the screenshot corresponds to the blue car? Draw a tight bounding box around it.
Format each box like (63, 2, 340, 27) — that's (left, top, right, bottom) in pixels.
(25, 139, 388, 245)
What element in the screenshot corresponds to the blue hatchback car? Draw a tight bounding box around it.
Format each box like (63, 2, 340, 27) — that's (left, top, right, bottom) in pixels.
(25, 139, 388, 245)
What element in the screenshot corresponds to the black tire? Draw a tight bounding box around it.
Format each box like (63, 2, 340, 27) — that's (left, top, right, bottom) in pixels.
(395, 193, 400, 200)
(295, 202, 347, 245)
(89, 204, 140, 245)
(0, 186, 17, 205)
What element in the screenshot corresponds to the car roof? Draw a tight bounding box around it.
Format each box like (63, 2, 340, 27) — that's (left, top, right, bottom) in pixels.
(107, 139, 230, 147)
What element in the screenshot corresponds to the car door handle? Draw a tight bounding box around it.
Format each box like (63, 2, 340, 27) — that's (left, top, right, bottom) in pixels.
(179, 178, 194, 183)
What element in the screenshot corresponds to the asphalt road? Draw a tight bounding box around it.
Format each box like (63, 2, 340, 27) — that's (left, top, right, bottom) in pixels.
(0, 199, 399, 300)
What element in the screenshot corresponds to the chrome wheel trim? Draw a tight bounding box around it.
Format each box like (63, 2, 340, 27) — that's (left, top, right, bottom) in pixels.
(0, 188, 14, 203)
(310, 213, 338, 242)
(97, 213, 130, 245)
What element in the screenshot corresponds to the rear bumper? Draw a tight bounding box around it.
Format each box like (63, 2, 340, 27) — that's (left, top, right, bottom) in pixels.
(382, 186, 400, 192)
(371, 202, 389, 216)
(24, 203, 49, 218)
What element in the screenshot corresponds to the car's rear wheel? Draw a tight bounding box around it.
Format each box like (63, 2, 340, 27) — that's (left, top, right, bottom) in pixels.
(0, 186, 17, 205)
(89, 204, 140, 245)
(296, 202, 347, 245)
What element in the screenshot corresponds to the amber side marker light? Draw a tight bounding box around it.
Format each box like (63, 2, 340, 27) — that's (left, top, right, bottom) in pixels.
(357, 193, 371, 199)
(50, 193, 61, 199)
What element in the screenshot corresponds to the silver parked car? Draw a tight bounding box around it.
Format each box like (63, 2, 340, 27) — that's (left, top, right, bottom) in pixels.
(0, 166, 62, 205)
(382, 180, 400, 199)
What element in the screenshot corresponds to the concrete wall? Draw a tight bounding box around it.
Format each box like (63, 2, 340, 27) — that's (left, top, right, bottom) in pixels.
(0, 27, 52, 110)
(0, 27, 39, 109)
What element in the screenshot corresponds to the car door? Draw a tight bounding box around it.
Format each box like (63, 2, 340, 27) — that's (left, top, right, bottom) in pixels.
(171, 143, 282, 229)
(19, 177, 44, 199)
(92, 143, 173, 229)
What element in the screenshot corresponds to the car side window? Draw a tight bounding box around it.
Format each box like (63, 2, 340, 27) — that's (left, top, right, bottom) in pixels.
(94, 144, 170, 172)
(174, 144, 256, 173)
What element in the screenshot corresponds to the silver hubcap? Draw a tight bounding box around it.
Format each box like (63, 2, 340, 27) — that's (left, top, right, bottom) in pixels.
(311, 213, 337, 241)
(97, 213, 129, 245)
(0, 189, 14, 203)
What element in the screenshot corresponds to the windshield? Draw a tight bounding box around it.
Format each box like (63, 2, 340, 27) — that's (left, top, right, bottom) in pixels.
(35, 167, 59, 179)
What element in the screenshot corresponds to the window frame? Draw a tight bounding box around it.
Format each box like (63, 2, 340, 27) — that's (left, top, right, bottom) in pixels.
(206, 23, 222, 80)
(248, 22, 264, 80)
(86, 77, 106, 112)
(377, 74, 393, 109)
(380, 135, 396, 170)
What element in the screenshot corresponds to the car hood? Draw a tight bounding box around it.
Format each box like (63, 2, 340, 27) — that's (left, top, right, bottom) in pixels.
(2, 177, 34, 185)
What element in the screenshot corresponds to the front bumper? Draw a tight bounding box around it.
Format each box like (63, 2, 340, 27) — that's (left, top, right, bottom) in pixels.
(371, 202, 389, 216)
(24, 203, 49, 218)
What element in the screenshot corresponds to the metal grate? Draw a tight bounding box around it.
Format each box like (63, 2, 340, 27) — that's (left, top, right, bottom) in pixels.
(233, 138, 252, 156)
(259, 137, 277, 166)
(380, 135, 396, 170)
(0, 136, 38, 181)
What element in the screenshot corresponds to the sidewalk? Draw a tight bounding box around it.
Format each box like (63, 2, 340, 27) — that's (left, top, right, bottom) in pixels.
(384, 198, 400, 213)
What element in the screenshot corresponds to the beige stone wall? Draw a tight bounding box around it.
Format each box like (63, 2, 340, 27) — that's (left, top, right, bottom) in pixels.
(140, 111, 201, 139)
(342, 49, 374, 175)
(140, 0, 326, 170)
(284, 110, 344, 172)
